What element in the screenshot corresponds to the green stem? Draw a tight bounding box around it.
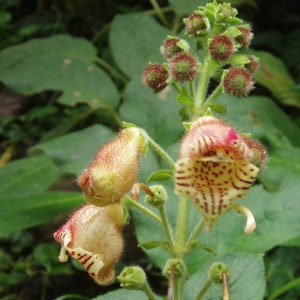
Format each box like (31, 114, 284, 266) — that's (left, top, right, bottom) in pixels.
(149, 0, 170, 28)
(201, 82, 223, 114)
(123, 196, 162, 224)
(187, 218, 205, 246)
(159, 206, 176, 250)
(95, 57, 128, 84)
(194, 280, 212, 300)
(143, 282, 157, 300)
(268, 277, 300, 300)
(146, 134, 175, 169)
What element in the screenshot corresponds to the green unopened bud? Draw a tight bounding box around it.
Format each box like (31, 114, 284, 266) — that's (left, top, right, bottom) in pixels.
(208, 262, 230, 284)
(118, 266, 147, 290)
(145, 185, 167, 208)
(163, 259, 187, 281)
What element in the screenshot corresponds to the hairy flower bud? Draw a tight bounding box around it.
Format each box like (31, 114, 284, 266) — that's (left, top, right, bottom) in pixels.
(53, 204, 125, 285)
(184, 12, 209, 37)
(77, 127, 145, 207)
(161, 37, 183, 59)
(245, 55, 260, 74)
(223, 67, 254, 97)
(208, 35, 235, 62)
(208, 262, 231, 284)
(142, 63, 169, 91)
(235, 25, 253, 48)
(174, 116, 266, 230)
(118, 266, 147, 290)
(169, 53, 198, 82)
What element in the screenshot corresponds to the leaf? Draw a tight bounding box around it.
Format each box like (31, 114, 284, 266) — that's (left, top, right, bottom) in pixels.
(30, 124, 116, 175)
(250, 50, 300, 108)
(0, 155, 61, 198)
(0, 191, 82, 236)
(184, 253, 265, 300)
(0, 34, 119, 108)
(110, 13, 170, 78)
(92, 289, 150, 300)
(168, 0, 210, 16)
(147, 169, 173, 182)
(120, 79, 183, 147)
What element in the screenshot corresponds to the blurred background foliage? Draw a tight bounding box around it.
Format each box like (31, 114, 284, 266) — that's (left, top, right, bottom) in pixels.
(0, 0, 300, 299)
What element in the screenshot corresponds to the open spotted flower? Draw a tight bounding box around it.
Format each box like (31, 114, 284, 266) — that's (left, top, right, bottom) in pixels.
(53, 204, 125, 285)
(77, 127, 145, 207)
(174, 116, 266, 231)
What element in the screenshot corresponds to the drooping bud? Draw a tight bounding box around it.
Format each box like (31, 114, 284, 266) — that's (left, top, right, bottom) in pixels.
(174, 116, 266, 230)
(77, 127, 145, 207)
(222, 67, 254, 97)
(208, 35, 235, 62)
(169, 52, 198, 82)
(142, 63, 169, 91)
(53, 204, 125, 285)
(118, 266, 147, 290)
(145, 185, 168, 208)
(184, 12, 210, 37)
(235, 25, 253, 48)
(162, 259, 187, 281)
(161, 37, 183, 59)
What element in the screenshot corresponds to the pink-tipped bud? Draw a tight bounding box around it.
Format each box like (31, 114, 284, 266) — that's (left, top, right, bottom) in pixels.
(223, 67, 254, 97)
(169, 52, 198, 82)
(142, 63, 168, 91)
(208, 35, 235, 62)
(184, 12, 209, 36)
(53, 204, 125, 285)
(174, 116, 266, 230)
(77, 127, 145, 207)
(161, 37, 183, 59)
(245, 55, 260, 74)
(235, 25, 253, 48)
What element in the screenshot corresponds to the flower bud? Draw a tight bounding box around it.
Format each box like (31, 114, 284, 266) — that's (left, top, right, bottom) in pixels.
(222, 67, 254, 97)
(118, 266, 147, 290)
(161, 37, 183, 59)
(235, 25, 253, 48)
(184, 12, 210, 37)
(208, 262, 230, 284)
(77, 127, 145, 207)
(208, 35, 235, 62)
(169, 53, 198, 82)
(174, 116, 266, 230)
(145, 185, 167, 208)
(215, 2, 238, 23)
(142, 63, 169, 91)
(245, 55, 260, 74)
(162, 259, 187, 281)
(53, 204, 125, 285)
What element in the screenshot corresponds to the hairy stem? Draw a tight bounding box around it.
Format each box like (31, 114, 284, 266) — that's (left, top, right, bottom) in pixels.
(194, 280, 212, 300)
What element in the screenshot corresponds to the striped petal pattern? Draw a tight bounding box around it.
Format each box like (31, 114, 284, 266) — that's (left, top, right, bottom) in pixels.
(175, 116, 265, 230)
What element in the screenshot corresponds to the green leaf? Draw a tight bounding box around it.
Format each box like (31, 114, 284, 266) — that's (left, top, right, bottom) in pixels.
(30, 124, 115, 175)
(0, 155, 61, 198)
(147, 169, 173, 182)
(0, 191, 82, 236)
(0, 34, 119, 108)
(120, 78, 183, 147)
(169, 0, 209, 16)
(184, 253, 265, 300)
(110, 14, 170, 78)
(139, 240, 168, 250)
(250, 50, 300, 108)
(92, 289, 150, 300)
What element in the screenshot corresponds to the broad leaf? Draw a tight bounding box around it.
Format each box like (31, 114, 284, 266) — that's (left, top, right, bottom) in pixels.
(93, 289, 154, 300)
(110, 13, 170, 78)
(0, 34, 119, 108)
(0, 192, 82, 237)
(169, 0, 209, 16)
(30, 124, 115, 175)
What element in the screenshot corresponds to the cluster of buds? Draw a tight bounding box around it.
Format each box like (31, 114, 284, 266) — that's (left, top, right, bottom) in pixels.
(174, 116, 266, 231)
(54, 127, 146, 285)
(142, 1, 259, 99)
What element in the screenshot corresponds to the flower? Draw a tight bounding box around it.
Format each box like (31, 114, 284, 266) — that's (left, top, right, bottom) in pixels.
(174, 116, 266, 230)
(53, 204, 125, 285)
(77, 127, 145, 207)
(142, 63, 169, 91)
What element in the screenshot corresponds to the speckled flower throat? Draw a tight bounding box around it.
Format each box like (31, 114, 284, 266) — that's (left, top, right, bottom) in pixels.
(175, 116, 262, 230)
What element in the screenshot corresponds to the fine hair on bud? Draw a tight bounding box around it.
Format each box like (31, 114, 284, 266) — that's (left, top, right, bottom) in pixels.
(161, 37, 183, 59)
(235, 25, 253, 48)
(184, 12, 209, 36)
(142, 63, 169, 91)
(209, 34, 235, 62)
